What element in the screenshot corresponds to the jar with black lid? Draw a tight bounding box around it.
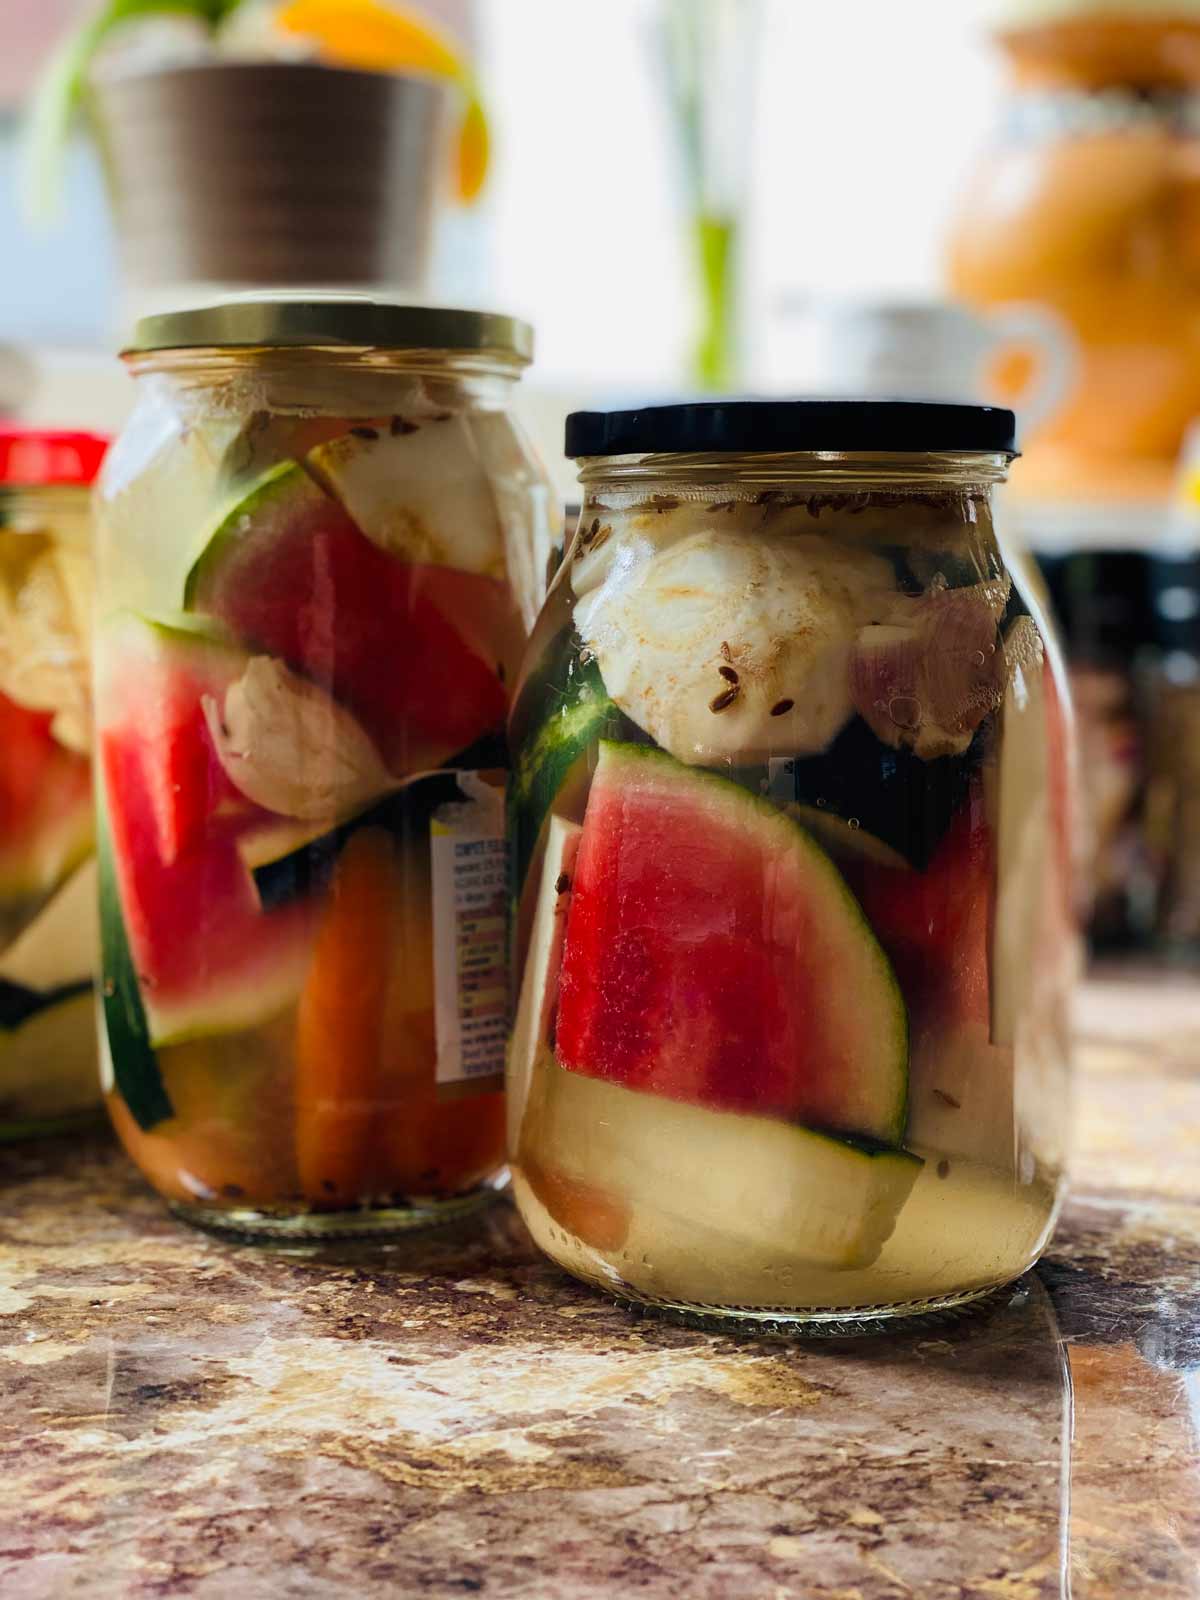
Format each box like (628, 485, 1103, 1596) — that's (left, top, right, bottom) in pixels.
(508, 398, 1077, 1332)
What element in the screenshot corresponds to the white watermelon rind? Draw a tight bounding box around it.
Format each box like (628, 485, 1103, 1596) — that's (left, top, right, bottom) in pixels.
(523, 1054, 922, 1274)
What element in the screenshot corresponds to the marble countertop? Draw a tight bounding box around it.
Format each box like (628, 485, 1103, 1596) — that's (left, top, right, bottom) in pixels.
(2, 965, 1199, 1599)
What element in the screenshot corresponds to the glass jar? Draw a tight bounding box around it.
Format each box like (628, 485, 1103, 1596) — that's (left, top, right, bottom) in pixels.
(508, 400, 1077, 1332)
(0, 429, 106, 1140)
(946, 1, 1200, 505)
(1145, 433, 1200, 950)
(95, 299, 555, 1237)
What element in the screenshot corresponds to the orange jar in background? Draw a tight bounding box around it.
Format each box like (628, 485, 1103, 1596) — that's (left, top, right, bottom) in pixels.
(947, 2, 1200, 505)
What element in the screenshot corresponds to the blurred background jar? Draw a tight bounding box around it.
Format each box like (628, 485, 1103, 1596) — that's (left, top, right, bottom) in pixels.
(0, 427, 106, 1140)
(765, 298, 1075, 432)
(943, 0, 1200, 954)
(1022, 513, 1160, 947)
(94, 298, 553, 1236)
(946, 0, 1200, 510)
(1144, 428, 1200, 951)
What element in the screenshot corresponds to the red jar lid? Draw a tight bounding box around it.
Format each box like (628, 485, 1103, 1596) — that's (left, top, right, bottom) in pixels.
(0, 429, 110, 488)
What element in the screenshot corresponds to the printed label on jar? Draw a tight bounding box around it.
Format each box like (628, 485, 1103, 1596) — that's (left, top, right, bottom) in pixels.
(430, 771, 508, 1096)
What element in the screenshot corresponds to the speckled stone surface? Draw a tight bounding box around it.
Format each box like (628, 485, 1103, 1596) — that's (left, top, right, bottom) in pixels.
(2, 967, 1198, 1599)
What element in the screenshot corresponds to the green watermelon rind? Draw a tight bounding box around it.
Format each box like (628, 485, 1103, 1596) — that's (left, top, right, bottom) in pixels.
(510, 653, 635, 900)
(96, 784, 172, 1133)
(181, 460, 319, 615)
(95, 610, 248, 706)
(512, 661, 620, 806)
(583, 740, 910, 1147)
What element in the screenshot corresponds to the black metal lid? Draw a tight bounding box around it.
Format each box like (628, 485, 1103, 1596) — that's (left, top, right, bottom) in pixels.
(566, 399, 1018, 458)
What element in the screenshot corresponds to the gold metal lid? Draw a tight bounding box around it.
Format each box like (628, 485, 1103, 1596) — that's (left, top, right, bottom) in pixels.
(126, 297, 534, 362)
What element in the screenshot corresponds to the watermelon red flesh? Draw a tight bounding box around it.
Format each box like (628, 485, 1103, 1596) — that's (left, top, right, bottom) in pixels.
(0, 689, 91, 897)
(95, 616, 257, 866)
(554, 742, 907, 1145)
(100, 731, 320, 1045)
(186, 485, 509, 773)
(846, 788, 994, 1032)
(97, 618, 319, 1044)
(124, 651, 247, 868)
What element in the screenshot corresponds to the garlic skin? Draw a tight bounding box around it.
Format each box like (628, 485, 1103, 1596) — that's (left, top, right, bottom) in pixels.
(202, 657, 397, 821)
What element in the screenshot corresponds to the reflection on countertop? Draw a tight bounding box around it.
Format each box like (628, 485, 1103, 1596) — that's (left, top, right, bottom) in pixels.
(1, 966, 1198, 1599)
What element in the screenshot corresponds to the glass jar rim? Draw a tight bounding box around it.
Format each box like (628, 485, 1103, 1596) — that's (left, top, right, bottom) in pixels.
(575, 448, 1014, 491)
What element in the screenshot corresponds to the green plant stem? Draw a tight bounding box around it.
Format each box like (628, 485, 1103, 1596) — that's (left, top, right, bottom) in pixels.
(693, 210, 738, 392)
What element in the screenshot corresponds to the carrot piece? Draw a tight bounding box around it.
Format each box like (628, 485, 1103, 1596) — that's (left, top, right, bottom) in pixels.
(372, 851, 506, 1198)
(295, 826, 398, 1207)
(415, 1090, 507, 1195)
(378, 1081, 507, 1197)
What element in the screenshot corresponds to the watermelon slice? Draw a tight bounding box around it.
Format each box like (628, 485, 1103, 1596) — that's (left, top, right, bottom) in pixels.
(847, 786, 994, 1033)
(0, 989, 98, 1135)
(521, 1055, 922, 1274)
(0, 689, 91, 904)
(554, 742, 908, 1145)
(97, 614, 321, 1048)
(0, 857, 97, 1000)
(842, 790, 1019, 1170)
(510, 651, 630, 890)
(508, 648, 637, 978)
(306, 415, 506, 577)
(182, 462, 509, 775)
(98, 790, 169, 1131)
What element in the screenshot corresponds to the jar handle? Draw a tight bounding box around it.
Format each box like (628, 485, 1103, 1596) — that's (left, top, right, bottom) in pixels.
(985, 302, 1077, 439)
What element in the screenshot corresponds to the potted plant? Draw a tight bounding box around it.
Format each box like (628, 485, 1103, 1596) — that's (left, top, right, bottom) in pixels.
(26, 0, 488, 301)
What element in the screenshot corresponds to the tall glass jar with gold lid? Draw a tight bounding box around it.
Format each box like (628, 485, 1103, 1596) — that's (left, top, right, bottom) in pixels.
(0, 429, 106, 1139)
(94, 298, 555, 1236)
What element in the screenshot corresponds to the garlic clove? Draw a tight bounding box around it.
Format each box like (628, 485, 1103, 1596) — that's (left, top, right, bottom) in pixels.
(849, 580, 1010, 760)
(202, 656, 398, 821)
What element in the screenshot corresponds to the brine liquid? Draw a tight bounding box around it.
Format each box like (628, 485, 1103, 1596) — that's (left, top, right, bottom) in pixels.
(94, 373, 538, 1229)
(507, 478, 1075, 1318)
(515, 1125, 1061, 1322)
